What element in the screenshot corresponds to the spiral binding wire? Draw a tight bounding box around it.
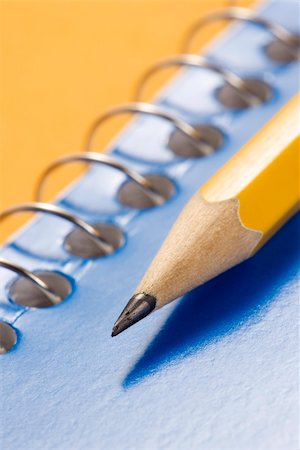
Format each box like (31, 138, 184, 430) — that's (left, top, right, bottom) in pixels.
(0, 8, 298, 353)
(35, 152, 168, 206)
(134, 54, 269, 106)
(181, 7, 300, 61)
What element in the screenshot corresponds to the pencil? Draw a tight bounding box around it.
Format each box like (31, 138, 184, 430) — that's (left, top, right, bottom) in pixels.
(112, 93, 300, 337)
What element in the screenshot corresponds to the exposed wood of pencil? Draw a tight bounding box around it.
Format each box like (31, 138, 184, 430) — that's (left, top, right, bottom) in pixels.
(135, 93, 300, 309)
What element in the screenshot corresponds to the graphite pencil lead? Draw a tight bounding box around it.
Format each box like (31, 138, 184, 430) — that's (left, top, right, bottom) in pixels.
(111, 293, 156, 337)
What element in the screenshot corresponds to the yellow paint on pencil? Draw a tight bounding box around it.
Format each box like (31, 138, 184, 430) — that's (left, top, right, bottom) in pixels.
(202, 93, 300, 249)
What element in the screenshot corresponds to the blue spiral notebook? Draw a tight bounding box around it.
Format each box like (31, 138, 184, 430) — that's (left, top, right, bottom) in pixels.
(1, 1, 299, 449)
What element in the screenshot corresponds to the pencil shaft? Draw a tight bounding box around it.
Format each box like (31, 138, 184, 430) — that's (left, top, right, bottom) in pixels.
(202, 93, 300, 247)
(136, 94, 300, 308)
(112, 94, 300, 336)
(136, 195, 261, 308)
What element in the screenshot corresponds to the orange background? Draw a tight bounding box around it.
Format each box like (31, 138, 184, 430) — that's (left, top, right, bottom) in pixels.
(0, 0, 252, 242)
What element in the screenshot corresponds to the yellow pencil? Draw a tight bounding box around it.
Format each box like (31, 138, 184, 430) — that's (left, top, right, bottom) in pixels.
(112, 93, 300, 336)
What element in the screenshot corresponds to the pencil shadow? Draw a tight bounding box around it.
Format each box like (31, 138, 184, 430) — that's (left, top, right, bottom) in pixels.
(123, 214, 300, 388)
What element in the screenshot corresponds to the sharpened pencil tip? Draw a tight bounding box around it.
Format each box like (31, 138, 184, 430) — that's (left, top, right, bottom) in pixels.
(111, 327, 119, 337)
(111, 293, 156, 337)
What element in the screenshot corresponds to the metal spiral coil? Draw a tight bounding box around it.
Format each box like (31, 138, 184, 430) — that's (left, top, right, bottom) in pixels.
(181, 7, 299, 62)
(134, 53, 270, 107)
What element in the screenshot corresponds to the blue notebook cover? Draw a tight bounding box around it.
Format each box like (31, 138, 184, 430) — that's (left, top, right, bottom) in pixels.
(1, 1, 299, 448)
